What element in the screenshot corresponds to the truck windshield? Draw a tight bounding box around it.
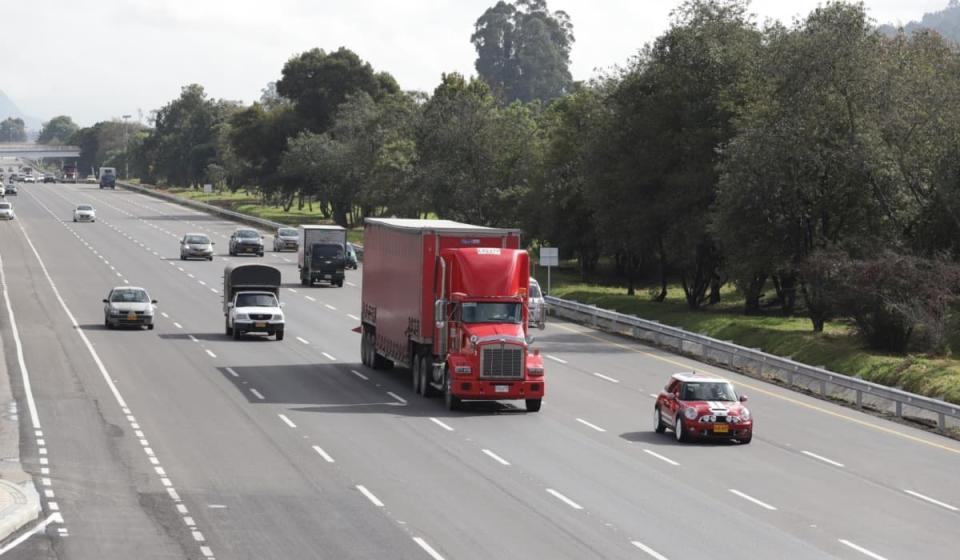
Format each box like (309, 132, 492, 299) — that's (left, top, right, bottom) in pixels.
(461, 302, 522, 324)
(235, 293, 278, 307)
(312, 245, 343, 259)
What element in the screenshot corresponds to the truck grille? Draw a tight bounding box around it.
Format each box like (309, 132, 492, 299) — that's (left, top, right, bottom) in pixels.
(250, 313, 272, 320)
(480, 345, 524, 379)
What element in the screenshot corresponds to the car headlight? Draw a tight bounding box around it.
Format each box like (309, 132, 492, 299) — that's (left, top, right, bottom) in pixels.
(235, 313, 249, 321)
(684, 407, 698, 420)
(110, 309, 122, 316)
(143, 309, 154, 317)
(740, 407, 751, 421)
(699, 414, 716, 423)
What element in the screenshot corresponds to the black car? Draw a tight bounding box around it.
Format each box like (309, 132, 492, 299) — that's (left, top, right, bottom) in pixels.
(4, 185, 17, 196)
(228, 229, 264, 257)
(43, 176, 56, 183)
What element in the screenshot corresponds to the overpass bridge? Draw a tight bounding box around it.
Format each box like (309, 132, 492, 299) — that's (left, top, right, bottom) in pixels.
(0, 143, 80, 158)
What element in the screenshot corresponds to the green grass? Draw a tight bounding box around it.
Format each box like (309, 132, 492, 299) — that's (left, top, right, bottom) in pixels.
(536, 265, 960, 406)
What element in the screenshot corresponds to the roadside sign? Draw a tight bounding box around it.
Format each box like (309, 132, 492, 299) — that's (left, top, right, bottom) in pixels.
(539, 247, 559, 295)
(203, 183, 213, 194)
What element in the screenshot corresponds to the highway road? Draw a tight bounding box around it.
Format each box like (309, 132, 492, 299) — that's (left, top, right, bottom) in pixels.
(0, 180, 958, 559)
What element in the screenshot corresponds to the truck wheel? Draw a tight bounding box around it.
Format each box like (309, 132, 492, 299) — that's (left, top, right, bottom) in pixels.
(412, 356, 422, 395)
(373, 350, 391, 370)
(336, 280, 344, 288)
(276, 330, 284, 341)
(233, 327, 241, 340)
(525, 399, 542, 413)
(444, 374, 461, 410)
(301, 275, 308, 286)
(225, 317, 233, 336)
(360, 334, 369, 366)
(419, 359, 434, 397)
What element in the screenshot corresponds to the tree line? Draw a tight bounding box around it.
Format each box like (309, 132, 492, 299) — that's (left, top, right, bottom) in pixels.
(69, 0, 960, 354)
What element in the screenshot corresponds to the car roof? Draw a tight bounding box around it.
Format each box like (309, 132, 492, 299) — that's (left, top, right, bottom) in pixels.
(671, 372, 730, 384)
(184, 232, 208, 237)
(234, 228, 258, 233)
(111, 286, 147, 292)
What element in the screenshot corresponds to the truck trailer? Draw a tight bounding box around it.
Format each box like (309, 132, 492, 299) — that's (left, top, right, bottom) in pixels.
(297, 225, 347, 287)
(360, 218, 545, 411)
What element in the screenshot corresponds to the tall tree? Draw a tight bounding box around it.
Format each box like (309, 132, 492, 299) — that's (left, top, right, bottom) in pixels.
(0, 118, 26, 142)
(37, 115, 79, 145)
(472, 0, 574, 103)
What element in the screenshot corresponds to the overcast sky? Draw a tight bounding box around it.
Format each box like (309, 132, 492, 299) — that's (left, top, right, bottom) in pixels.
(0, 0, 948, 127)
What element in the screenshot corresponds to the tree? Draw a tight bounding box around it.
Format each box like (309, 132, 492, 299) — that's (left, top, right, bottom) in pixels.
(276, 47, 399, 133)
(228, 102, 299, 194)
(0, 118, 26, 142)
(472, 0, 574, 103)
(37, 116, 79, 145)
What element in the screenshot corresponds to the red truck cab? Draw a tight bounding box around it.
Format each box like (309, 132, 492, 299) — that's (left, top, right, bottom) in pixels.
(360, 219, 545, 412)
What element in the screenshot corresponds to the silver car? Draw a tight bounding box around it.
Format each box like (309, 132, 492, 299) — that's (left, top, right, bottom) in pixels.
(0, 202, 14, 220)
(103, 287, 157, 330)
(273, 227, 299, 252)
(528, 278, 547, 329)
(73, 204, 96, 222)
(180, 233, 214, 261)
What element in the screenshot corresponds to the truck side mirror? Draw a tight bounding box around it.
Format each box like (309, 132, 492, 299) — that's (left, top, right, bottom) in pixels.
(151, 300, 158, 305)
(102, 299, 108, 303)
(227, 302, 234, 308)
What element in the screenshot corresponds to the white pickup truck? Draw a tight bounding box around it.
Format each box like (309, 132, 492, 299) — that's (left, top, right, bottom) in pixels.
(223, 264, 285, 340)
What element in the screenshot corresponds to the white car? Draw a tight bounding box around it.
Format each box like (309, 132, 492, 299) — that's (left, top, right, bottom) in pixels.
(528, 277, 547, 329)
(0, 202, 14, 220)
(74, 204, 96, 222)
(23, 176, 35, 183)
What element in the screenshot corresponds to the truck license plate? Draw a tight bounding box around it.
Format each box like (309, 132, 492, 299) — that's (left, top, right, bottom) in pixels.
(495, 385, 509, 393)
(255, 322, 266, 328)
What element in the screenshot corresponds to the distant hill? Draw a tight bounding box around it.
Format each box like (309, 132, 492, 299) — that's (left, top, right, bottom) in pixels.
(879, 1, 960, 43)
(0, 89, 42, 133)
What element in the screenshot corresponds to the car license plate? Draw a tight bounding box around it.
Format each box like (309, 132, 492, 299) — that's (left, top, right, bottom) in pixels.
(714, 424, 729, 434)
(255, 322, 267, 328)
(495, 385, 509, 393)
(127, 312, 136, 320)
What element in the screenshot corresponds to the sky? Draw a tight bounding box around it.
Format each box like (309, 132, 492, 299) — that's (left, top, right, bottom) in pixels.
(0, 0, 949, 127)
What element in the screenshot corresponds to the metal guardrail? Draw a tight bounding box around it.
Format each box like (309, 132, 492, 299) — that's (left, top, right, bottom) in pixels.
(117, 182, 287, 231)
(546, 296, 960, 433)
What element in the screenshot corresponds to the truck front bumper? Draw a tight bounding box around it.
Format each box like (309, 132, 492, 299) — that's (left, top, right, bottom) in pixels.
(234, 321, 284, 334)
(451, 379, 544, 400)
(310, 271, 344, 283)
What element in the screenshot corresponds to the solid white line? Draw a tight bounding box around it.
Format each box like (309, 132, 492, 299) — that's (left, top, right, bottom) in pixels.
(347, 314, 360, 321)
(838, 539, 888, 560)
(575, 418, 606, 432)
(545, 354, 568, 364)
(592, 372, 619, 383)
(312, 445, 335, 463)
(430, 418, 454, 431)
(0, 253, 42, 428)
(296, 336, 310, 345)
(322, 352, 336, 361)
(356, 485, 384, 507)
(546, 488, 583, 510)
(351, 370, 369, 380)
(631, 541, 670, 560)
(802, 450, 845, 468)
(0, 513, 63, 555)
(643, 449, 679, 466)
(304, 295, 316, 302)
(249, 388, 265, 400)
(904, 490, 959, 512)
(482, 449, 511, 466)
(226, 367, 239, 377)
(729, 489, 777, 511)
(278, 414, 297, 428)
(412, 537, 445, 560)
(386, 392, 407, 404)
(204, 349, 217, 358)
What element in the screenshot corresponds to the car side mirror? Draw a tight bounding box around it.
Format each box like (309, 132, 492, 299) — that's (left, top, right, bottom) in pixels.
(102, 299, 108, 303)
(179, 240, 184, 244)
(211, 242, 215, 245)
(151, 300, 158, 305)
(525, 336, 536, 345)
(279, 302, 286, 308)
(739, 395, 749, 403)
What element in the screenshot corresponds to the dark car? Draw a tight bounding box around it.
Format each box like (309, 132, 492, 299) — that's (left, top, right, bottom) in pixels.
(43, 176, 56, 183)
(654, 372, 752, 444)
(345, 242, 358, 269)
(4, 185, 17, 196)
(272, 227, 299, 252)
(228, 229, 264, 257)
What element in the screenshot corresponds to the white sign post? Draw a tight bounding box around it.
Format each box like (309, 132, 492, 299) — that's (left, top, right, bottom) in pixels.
(539, 247, 559, 295)
(203, 183, 213, 194)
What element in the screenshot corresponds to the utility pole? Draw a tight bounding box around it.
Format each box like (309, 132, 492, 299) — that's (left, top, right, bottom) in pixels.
(122, 114, 132, 180)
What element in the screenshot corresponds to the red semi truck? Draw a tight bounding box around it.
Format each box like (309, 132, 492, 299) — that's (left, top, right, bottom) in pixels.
(360, 218, 545, 411)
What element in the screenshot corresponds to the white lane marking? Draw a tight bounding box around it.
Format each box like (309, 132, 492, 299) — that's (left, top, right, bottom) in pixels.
(249, 388, 265, 400)
(278, 414, 297, 428)
(351, 370, 369, 380)
(305, 295, 316, 302)
(287, 288, 298, 294)
(904, 490, 959, 512)
(322, 352, 336, 361)
(210, 288, 218, 294)
(838, 539, 888, 560)
(346, 281, 356, 287)
(296, 336, 310, 345)
(649, 393, 659, 398)
(643, 449, 679, 466)
(631, 541, 670, 560)
(0, 513, 63, 555)
(729, 489, 777, 511)
(161, 312, 170, 318)
(430, 418, 454, 432)
(312, 445, 335, 463)
(348, 314, 360, 321)
(192, 531, 205, 542)
(187, 274, 195, 279)
(200, 546, 214, 557)
(226, 367, 239, 377)
(386, 392, 407, 404)
(412, 537, 445, 560)
(188, 335, 199, 343)
(183, 516, 195, 526)
(575, 418, 606, 432)
(0, 254, 42, 427)
(198, 280, 206, 286)
(205, 349, 217, 358)
(176, 504, 188, 514)
(592, 372, 619, 383)
(482, 449, 510, 466)
(802, 450, 845, 468)
(324, 304, 337, 310)
(546, 488, 583, 510)
(173, 322, 183, 329)
(177, 267, 184, 272)
(356, 485, 384, 507)
(545, 354, 567, 364)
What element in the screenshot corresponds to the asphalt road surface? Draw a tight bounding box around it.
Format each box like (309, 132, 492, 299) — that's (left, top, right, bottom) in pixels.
(0, 181, 958, 559)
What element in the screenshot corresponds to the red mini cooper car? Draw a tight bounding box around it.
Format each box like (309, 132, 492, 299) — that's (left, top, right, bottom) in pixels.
(654, 372, 752, 444)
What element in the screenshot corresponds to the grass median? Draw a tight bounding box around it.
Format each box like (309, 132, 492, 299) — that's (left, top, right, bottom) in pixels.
(535, 266, 960, 406)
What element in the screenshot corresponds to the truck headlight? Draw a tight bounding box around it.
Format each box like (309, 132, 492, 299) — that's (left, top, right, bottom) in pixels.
(454, 365, 472, 374)
(527, 366, 544, 377)
(272, 314, 284, 321)
(235, 313, 249, 321)
(684, 407, 698, 420)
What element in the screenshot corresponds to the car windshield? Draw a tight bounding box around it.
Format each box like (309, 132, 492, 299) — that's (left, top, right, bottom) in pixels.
(235, 293, 278, 308)
(312, 244, 343, 259)
(110, 289, 149, 303)
(529, 282, 542, 299)
(0, 204, 10, 209)
(461, 302, 522, 324)
(681, 381, 737, 402)
(186, 235, 209, 244)
(278, 228, 297, 237)
(237, 230, 259, 239)
(77, 205, 93, 211)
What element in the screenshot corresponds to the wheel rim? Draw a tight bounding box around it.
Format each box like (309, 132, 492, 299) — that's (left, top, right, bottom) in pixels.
(675, 417, 683, 441)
